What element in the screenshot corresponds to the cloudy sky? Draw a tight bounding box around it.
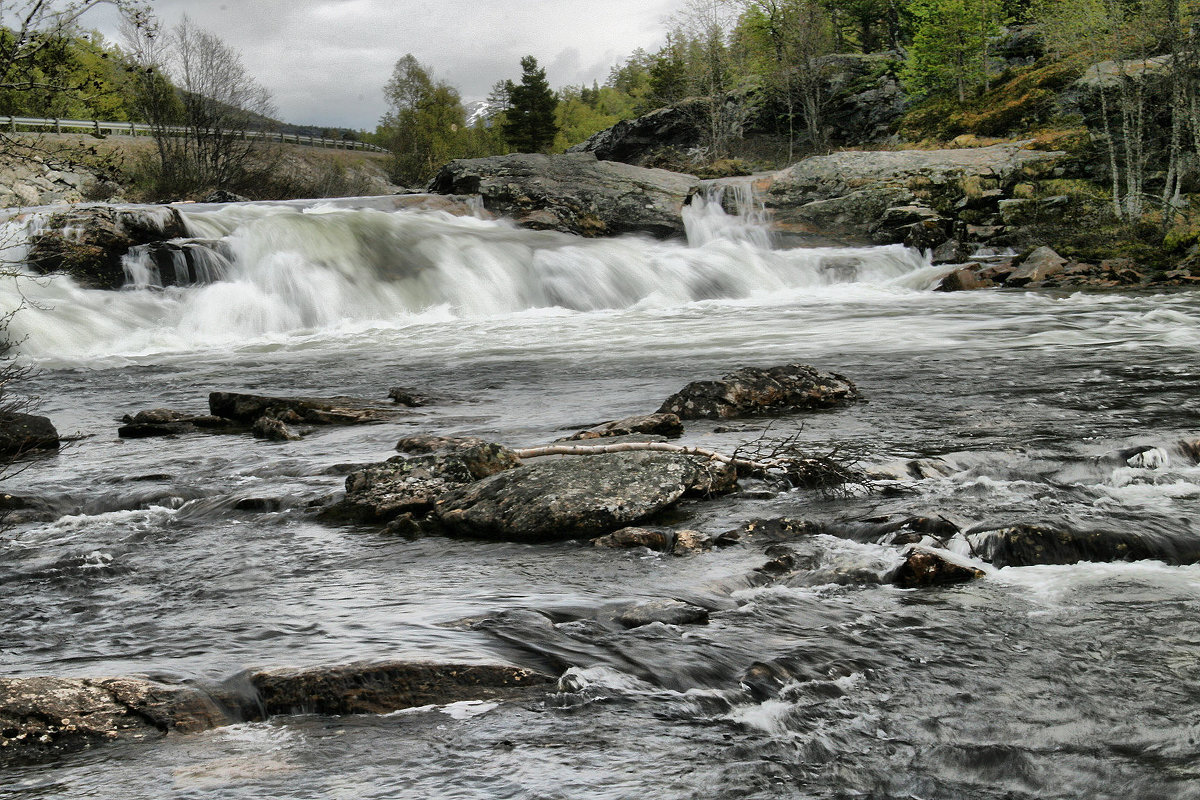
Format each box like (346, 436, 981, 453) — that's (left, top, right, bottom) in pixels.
(89, 0, 682, 130)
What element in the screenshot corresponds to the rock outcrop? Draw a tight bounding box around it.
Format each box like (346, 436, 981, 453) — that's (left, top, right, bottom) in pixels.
(27, 205, 188, 289)
(658, 364, 859, 420)
(428, 152, 698, 238)
(568, 102, 707, 166)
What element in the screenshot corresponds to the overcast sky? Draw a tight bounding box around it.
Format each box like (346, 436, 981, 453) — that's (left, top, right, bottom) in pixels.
(88, 0, 682, 130)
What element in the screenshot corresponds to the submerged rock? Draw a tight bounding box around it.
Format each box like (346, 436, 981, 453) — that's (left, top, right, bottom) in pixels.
(967, 524, 1200, 567)
(561, 412, 684, 441)
(615, 599, 710, 629)
(0, 412, 59, 457)
(435, 450, 737, 542)
(428, 152, 698, 239)
(591, 526, 712, 554)
(658, 364, 859, 420)
(251, 416, 301, 441)
(208, 391, 396, 425)
(245, 661, 552, 717)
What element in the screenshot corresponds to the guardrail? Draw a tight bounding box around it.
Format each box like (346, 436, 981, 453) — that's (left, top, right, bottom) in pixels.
(3, 115, 388, 153)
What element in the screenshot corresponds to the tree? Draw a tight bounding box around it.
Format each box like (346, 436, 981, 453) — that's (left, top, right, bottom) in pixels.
(380, 53, 467, 185)
(503, 55, 558, 153)
(903, 0, 1004, 103)
(122, 13, 276, 197)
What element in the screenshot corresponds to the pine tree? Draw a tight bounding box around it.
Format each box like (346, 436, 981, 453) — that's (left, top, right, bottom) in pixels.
(503, 56, 558, 153)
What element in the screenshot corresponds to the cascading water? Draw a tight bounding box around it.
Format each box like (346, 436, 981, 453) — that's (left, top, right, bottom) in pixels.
(2, 196, 933, 363)
(3, 194, 1200, 800)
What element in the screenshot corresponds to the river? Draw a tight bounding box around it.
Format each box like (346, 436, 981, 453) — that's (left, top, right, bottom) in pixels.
(1, 190, 1199, 798)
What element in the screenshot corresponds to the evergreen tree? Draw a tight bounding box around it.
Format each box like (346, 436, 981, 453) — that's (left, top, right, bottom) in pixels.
(503, 55, 558, 153)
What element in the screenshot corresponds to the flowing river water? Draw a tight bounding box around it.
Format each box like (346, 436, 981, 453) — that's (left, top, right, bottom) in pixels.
(1, 190, 1199, 798)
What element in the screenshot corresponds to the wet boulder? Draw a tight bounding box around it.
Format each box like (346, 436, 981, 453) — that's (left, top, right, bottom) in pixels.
(892, 547, 985, 588)
(0, 676, 229, 763)
(435, 450, 737, 542)
(561, 412, 683, 442)
(208, 391, 397, 426)
(26, 205, 188, 290)
(658, 364, 859, 420)
(968, 524, 1200, 567)
(428, 152, 699, 239)
(117, 408, 231, 438)
(321, 441, 521, 524)
(592, 526, 677, 552)
(0, 412, 59, 457)
(615, 599, 710, 628)
(251, 416, 301, 441)
(1006, 246, 1067, 286)
(245, 661, 552, 717)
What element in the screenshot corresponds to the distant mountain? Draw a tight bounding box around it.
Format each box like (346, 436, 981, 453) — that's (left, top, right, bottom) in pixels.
(465, 99, 497, 128)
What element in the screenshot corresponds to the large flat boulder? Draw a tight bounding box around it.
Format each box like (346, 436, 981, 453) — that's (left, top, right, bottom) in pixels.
(434, 450, 736, 542)
(428, 152, 698, 239)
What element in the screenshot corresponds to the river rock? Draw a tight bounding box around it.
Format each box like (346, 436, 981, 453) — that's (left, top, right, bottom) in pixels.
(203, 190, 250, 203)
(657, 364, 858, 420)
(967, 524, 1200, 567)
(208, 391, 396, 426)
(428, 152, 699, 239)
(27, 205, 188, 289)
(246, 661, 552, 717)
(434, 450, 737, 542)
(936, 263, 995, 292)
(892, 547, 985, 588)
(0, 676, 229, 763)
(591, 526, 676, 552)
(0, 412, 59, 457)
(1006, 246, 1067, 286)
(562, 413, 683, 442)
(322, 440, 521, 524)
(387, 387, 427, 407)
(616, 599, 710, 629)
(251, 416, 301, 441)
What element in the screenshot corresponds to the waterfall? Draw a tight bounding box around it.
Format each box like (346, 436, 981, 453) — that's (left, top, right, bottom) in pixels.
(2, 197, 932, 362)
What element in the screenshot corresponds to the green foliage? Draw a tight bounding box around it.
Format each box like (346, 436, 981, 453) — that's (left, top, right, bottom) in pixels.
(503, 56, 558, 153)
(0, 27, 137, 119)
(902, 0, 1005, 102)
(380, 54, 468, 185)
(551, 84, 636, 152)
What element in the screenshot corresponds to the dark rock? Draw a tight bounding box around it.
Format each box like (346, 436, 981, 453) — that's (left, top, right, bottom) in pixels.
(562, 413, 683, 441)
(251, 416, 301, 441)
(930, 238, 971, 264)
(615, 599, 709, 628)
(435, 451, 736, 542)
(209, 391, 395, 426)
(26, 205, 188, 289)
(0, 493, 60, 524)
(672, 529, 713, 554)
(757, 544, 799, 575)
(0, 676, 229, 763)
(0, 412, 59, 457)
(658, 363, 858, 420)
(568, 102, 706, 166)
(202, 190, 250, 203)
(129, 240, 234, 287)
(428, 152, 698, 239)
(387, 387, 426, 407)
(717, 517, 818, 546)
(233, 497, 283, 512)
(591, 526, 676, 552)
(968, 523, 1200, 567)
(246, 661, 552, 717)
(892, 547, 985, 588)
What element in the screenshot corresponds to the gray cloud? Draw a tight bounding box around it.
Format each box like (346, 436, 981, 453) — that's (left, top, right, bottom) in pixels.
(89, 0, 680, 129)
